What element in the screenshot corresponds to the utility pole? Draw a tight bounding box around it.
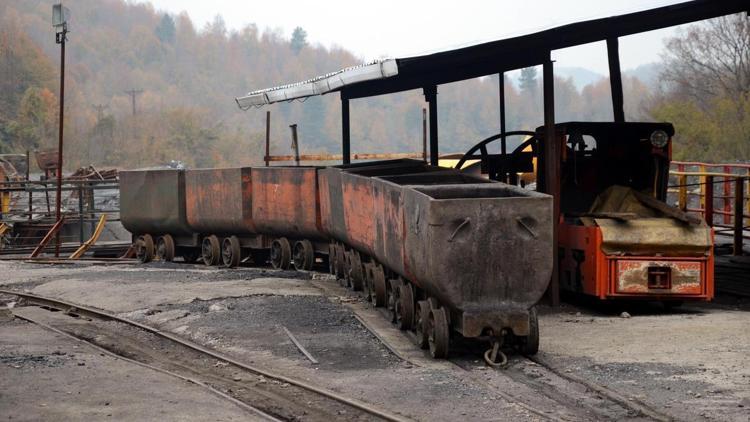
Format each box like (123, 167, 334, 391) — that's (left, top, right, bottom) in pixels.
(124, 89, 143, 139)
(124, 89, 143, 116)
(92, 103, 108, 120)
(52, 3, 69, 258)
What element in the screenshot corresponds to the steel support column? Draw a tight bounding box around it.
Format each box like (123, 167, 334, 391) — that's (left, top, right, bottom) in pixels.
(424, 86, 438, 166)
(607, 37, 625, 123)
(542, 58, 560, 306)
(341, 96, 351, 165)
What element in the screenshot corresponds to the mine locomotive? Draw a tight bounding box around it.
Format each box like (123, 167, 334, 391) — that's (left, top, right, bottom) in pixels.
(456, 122, 713, 306)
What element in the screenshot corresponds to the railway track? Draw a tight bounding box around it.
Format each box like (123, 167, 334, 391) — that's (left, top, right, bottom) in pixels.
(313, 280, 677, 422)
(0, 289, 409, 422)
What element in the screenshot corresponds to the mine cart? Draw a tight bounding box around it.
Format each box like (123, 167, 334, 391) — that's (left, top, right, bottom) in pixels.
(250, 166, 328, 271)
(184, 167, 269, 267)
(120, 169, 199, 263)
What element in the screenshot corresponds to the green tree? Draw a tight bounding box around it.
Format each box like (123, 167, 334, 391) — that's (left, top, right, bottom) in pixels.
(290, 27, 308, 54)
(519, 67, 538, 96)
(155, 14, 176, 44)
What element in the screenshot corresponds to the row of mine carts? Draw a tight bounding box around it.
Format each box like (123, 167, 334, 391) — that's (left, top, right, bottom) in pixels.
(120, 159, 553, 359)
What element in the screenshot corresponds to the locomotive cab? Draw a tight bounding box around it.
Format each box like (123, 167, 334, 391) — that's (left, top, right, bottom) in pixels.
(459, 122, 714, 305)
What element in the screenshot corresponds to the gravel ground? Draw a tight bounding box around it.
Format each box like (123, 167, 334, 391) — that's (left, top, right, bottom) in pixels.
(1, 260, 748, 421)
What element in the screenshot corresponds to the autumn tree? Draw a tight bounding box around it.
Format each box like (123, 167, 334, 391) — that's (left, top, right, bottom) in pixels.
(650, 14, 750, 161)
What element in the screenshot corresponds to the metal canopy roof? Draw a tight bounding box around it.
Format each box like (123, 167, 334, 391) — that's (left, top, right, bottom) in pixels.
(236, 0, 748, 107)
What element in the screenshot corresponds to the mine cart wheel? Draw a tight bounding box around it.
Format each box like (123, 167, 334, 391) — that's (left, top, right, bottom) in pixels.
(397, 283, 415, 331)
(270, 237, 292, 270)
(388, 279, 403, 323)
(349, 252, 364, 291)
(202, 235, 221, 266)
(363, 263, 374, 302)
(415, 300, 430, 349)
(182, 249, 200, 264)
(222, 236, 242, 268)
(428, 307, 450, 359)
(135, 234, 155, 263)
(519, 306, 539, 356)
(335, 244, 347, 283)
(293, 240, 315, 271)
(156, 235, 175, 262)
(328, 244, 336, 274)
(372, 265, 387, 307)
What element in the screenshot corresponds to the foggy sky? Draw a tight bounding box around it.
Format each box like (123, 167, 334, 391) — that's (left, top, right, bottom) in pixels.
(144, 0, 697, 75)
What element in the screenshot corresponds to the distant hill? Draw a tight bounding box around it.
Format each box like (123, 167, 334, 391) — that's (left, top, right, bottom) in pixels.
(554, 67, 605, 90)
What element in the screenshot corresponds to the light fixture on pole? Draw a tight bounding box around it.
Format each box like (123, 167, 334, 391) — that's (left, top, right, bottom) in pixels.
(52, 3, 69, 257)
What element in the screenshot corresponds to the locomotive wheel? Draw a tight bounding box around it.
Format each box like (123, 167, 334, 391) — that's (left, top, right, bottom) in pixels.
(372, 265, 387, 307)
(518, 306, 539, 355)
(388, 279, 402, 323)
(397, 283, 414, 331)
(222, 236, 242, 268)
(328, 244, 336, 275)
(270, 237, 292, 270)
(293, 240, 315, 271)
(414, 300, 430, 349)
(202, 235, 221, 266)
(156, 235, 175, 262)
(349, 251, 364, 291)
(428, 307, 450, 359)
(135, 234, 154, 263)
(182, 248, 200, 264)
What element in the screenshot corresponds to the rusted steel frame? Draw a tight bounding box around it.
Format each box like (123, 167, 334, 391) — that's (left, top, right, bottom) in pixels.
(265, 152, 427, 162)
(26, 150, 31, 221)
(69, 213, 107, 259)
(723, 166, 732, 224)
(734, 177, 745, 256)
(29, 215, 66, 258)
(265, 111, 271, 167)
(424, 86, 439, 166)
(289, 124, 300, 166)
(704, 175, 714, 226)
(607, 38, 625, 123)
(541, 57, 560, 306)
(341, 96, 351, 165)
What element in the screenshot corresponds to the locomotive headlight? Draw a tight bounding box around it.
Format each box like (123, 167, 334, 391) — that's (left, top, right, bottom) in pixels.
(650, 130, 669, 148)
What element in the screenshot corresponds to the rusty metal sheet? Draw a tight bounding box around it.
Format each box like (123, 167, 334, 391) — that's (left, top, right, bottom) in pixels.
(595, 218, 711, 257)
(616, 259, 703, 294)
(119, 170, 192, 236)
(185, 168, 255, 235)
(251, 167, 324, 240)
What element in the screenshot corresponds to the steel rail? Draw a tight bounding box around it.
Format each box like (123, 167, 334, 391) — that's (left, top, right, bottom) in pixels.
(0, 289, 410, 422)
(13, 311, 282, 422)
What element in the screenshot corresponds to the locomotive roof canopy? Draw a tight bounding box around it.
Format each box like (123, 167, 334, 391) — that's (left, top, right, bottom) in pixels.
(235, 0, 748, 107)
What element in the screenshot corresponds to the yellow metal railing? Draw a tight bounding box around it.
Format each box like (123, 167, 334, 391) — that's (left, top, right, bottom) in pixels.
(669, 161, 749, 255)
